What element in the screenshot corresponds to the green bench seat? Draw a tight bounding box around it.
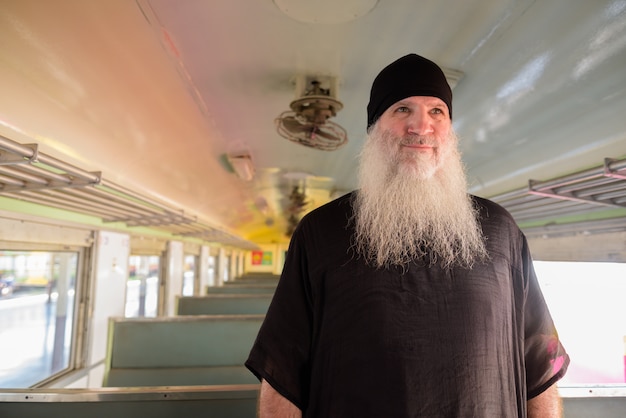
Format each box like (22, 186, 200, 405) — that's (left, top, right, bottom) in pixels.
(206, 284, 276, 294)
(103, 315, 263, 387)
(177, 294, 272, 315)
(225, 273, 280, 285)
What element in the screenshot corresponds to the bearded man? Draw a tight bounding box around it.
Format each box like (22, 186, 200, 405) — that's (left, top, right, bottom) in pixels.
(246, 54, 569, 417)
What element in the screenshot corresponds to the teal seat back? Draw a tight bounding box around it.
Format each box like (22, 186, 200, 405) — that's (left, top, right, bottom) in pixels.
(103, 315, 263, 387)
(177, 295, 272, 315)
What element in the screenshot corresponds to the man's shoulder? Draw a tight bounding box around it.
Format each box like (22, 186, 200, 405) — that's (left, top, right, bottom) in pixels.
(293, 191, 355, 237)
(289, 192, 354, 247)
(471, 194, 506, 211)
(471, 195, 517, 225)
(305, 191, 355, 219)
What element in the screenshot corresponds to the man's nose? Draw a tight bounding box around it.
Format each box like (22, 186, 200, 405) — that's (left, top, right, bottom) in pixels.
(406, 110, 434, 135)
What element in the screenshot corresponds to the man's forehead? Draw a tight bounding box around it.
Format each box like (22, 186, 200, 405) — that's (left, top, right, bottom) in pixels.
(393, 96, 448, 107)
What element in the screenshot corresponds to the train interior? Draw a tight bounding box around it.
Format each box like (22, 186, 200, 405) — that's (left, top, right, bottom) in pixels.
(0, 1, 625, 416)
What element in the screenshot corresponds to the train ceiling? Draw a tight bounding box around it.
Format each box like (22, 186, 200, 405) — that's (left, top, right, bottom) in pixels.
(0, 0, 625, 246)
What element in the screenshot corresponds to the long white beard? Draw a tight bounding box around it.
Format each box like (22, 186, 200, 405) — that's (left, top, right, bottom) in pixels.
(352, 126, 488, 269)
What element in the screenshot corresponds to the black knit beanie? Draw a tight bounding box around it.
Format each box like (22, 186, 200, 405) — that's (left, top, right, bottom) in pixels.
(367, 54, 452, 130)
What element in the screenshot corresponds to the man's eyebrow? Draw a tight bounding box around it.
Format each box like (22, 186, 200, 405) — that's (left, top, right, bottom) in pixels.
(425, 98, 446, 106)
(393, 98, 446, 106)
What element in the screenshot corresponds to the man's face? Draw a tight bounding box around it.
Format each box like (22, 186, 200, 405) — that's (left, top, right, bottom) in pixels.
(356, 95, 487, 268)
(374, 96, 453, 179)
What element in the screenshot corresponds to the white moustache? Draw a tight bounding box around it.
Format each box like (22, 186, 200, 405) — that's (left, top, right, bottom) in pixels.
(399, 136, 437, 147)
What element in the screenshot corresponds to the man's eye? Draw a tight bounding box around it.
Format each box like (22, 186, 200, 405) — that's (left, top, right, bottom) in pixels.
(431, 108, 443, 114)
(395, 106, 410, 113)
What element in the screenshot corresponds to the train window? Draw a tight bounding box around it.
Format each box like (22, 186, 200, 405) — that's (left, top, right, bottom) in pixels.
(182, 255, 195, 296)
(0, 250, 79, 388)
(223, 255, 232, 282)
(535, 261, 626, 386)
(125, 255, 160, 318)
(207, 255, 216, 287)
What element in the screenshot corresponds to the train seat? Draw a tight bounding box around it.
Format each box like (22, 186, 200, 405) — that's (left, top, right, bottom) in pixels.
(176, 294, 272, 315)
(103, 315, 263, 387)
(205, 284, 277, 294)
(226, 273, 280, 284)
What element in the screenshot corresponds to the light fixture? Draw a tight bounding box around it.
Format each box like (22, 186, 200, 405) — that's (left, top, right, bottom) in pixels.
(227, 153, 255, 181)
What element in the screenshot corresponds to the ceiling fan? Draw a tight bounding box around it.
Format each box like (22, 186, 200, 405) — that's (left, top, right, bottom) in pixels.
(284, 184, 310, 236)
(275, 76, 348, 151)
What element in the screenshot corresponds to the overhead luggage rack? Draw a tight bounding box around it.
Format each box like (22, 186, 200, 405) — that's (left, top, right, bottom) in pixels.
(0, 135, 258, 250)
(489, 157, 626, 238)
(2, 133, 625, 245)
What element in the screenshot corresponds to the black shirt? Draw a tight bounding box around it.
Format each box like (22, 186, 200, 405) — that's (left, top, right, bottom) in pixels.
(246, 192, 569, 417)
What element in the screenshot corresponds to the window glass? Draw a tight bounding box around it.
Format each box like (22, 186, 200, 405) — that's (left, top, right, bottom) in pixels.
(535, 261, 626, 385)
(182, 255, 196, 296)
(207, 255, 216, 287)
(223, 255, 231, 282)
(126, 255, 159, 318)
(0, 251, 78, 388)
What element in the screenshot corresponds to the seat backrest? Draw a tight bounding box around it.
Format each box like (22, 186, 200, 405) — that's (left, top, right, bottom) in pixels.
(103, 315, 264, 386)
(177, 294, 272, 315)
(206, 284, 276, 294)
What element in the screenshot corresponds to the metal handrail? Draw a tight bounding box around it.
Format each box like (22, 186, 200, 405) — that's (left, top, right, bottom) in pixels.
(0, 135, 258, 250)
